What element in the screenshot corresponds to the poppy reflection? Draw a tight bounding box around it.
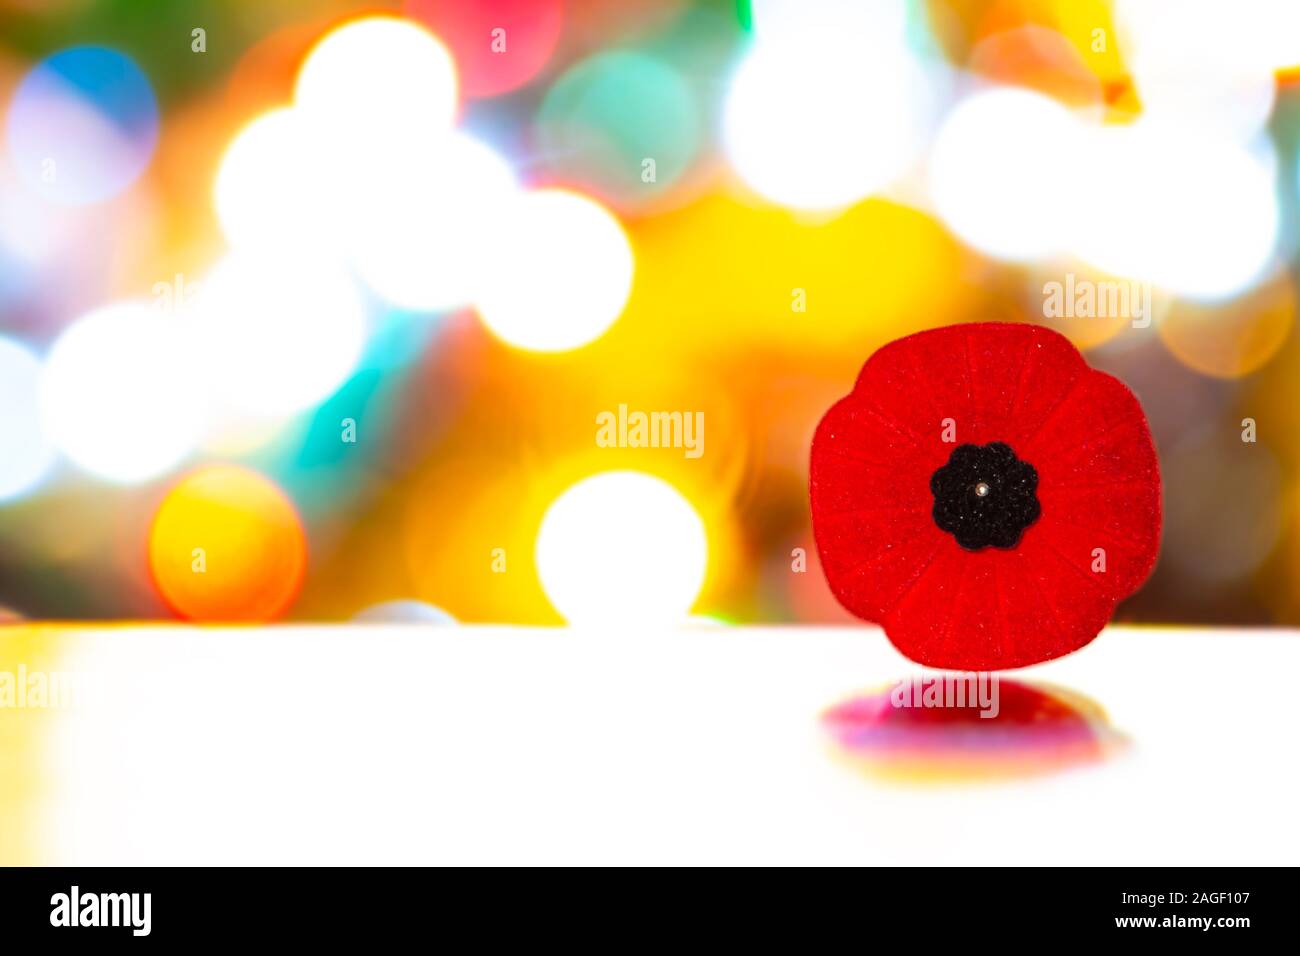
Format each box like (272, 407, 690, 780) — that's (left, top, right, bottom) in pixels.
(821, 677, 1126, 783)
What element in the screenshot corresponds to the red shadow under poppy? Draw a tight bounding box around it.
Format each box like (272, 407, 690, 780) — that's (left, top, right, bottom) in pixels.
(821, 678, 1126, 784)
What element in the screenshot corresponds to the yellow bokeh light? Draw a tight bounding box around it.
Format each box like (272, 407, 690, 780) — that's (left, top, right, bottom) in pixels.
(1157, 273, 1295, 379)
(149, 465, 307, 622)
(622, 193, 969, 358)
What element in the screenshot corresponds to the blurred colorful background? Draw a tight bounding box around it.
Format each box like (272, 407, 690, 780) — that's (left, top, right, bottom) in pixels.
(2, 0, 1299, 626)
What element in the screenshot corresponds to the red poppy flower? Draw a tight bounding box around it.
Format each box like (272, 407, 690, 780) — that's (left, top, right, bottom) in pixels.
(809, 322, 1161, 670)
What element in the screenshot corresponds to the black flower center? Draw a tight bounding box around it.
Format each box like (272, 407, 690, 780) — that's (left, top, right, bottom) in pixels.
(930, 442, 1040, 551)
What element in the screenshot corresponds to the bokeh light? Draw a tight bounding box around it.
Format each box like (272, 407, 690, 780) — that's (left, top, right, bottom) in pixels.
(213, 108, 334, 254)
(1115, 0, 1280, 142)
(191, 253, 368, 418)
(966, 25, 1104, 112)
(1071, 123, 1279, 300)
(40, 303, 208, 484)
(294, 16, 458, 162)
(929, 87, 1081, 262)
(148, 465, 307, 622)
(475, 189, 633, 351)
(5, 46, 158, 205)
(622, 192, 967, 353)
(1115, 0, 1300, 74)
(346, 131, 518, 311)
(353, 600, 457, 624)
(0, 336, 55, 501)
(1157, 272, 1295, 378)
(536, 471, 707, 626)
(723, 2, 940, 211)
(0, 155, 156, 320)
(406, 0, 565, 98)
(1128, 48, 1275, 144)
(536, 51, 701, 209)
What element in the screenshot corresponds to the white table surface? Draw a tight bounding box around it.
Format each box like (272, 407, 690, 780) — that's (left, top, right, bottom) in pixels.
(19, 624, 1300, 865)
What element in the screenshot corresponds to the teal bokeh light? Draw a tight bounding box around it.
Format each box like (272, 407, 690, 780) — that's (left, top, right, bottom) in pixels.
(536, 51, 702, 209)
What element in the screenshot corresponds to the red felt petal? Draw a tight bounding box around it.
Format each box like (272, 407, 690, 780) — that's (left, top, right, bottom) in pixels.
(809, 396, 930, 513)
(854, 323, 1087, 448)
(990, 546, 1090, 667)
(810, 322, 1162, 671)
(881, 543, 1099, 671)
(811, 396, 947, 617)
(878, 543, 970, 662)
(1026, 370, 1161, 597)
(819, 517, 947, 622)
(853, 327, 974, 446)
(1020, 369, 1145, 468)
(1016, 532, 1116, 660)
(1036, 483, 1160, 594)
(971, 325, 1086, 447)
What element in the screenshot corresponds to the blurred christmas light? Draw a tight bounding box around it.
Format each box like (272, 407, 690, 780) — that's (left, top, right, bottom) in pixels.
(353, 600, 457, 624)
(622, 193, 965, 352)
(536, 471, 707, 626)
(347, 132, 518, 311)
(40, 303, 208, 484)
(0, 162, 70, 272)
(0, 159, 156, 318)
(5, 46, 158, 205)
(929, 87, 1082, 262)
(1115, 0, 1300, 74)
(406, 0, 564, 98)
(294, 16, 458, 163)
(0, 336, 56, 501)
(966, 26, 1104, 113)
(148, 465, 307, 622)
(1128, 54, 1274, 145)
(213, 108, 334, 254)
(1072, 123, 1279, 300)
(722, 1, 939, 211)
(191, 253, 368, 419)
(1114, 0, 1278, 142)
(748, 0, 907, 41)
(475, 189, 633, 351)
(200, 414, 293, 459)
(536, 51, 701, 210)
(1156, 273, 1294, 379)
(930, 86, 1280, 300)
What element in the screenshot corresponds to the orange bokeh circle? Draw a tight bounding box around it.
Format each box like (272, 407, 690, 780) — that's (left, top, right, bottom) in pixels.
(148, 465, 307, 622)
